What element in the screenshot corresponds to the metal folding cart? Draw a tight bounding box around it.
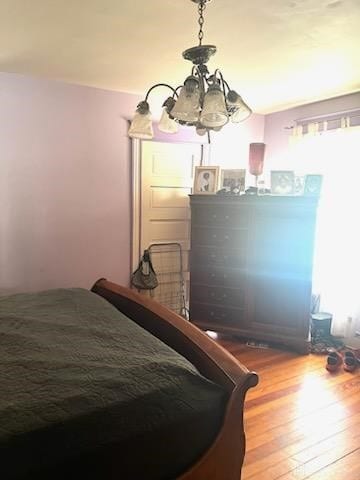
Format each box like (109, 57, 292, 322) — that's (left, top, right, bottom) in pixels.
(148, 242, 188, 319)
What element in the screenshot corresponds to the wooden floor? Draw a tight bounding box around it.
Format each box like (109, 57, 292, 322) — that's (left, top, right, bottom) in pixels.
(216, 335, 360, 480)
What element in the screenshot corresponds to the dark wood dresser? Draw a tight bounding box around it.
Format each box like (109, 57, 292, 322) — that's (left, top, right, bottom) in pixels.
(189, 194, 319, 353)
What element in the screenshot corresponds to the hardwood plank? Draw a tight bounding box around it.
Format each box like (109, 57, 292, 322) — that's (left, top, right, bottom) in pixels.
(244, 394, 360, 470)
(245, 372, 357, 421)
(243, 414, 360, 479)
(305, 448, 360, 480)
(244, 375, 360, 449)
(245, 362, 328, 401)
(246, 394, 360, 453)
(214, 335, 360, 480)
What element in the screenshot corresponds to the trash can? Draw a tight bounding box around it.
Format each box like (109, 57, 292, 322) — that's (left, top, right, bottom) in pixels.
(311, 312, 332, 343)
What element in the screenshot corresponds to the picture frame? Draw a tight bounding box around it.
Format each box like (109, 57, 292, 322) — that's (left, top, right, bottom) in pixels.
(193, 166, 220, 194)
(220, 169, 246, 193)
(304, 174, 323, 197)
(271, 170, 295, 195)
(294, 175, 306, 196)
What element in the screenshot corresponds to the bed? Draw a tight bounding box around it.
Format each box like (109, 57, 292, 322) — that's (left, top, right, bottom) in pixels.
(0, 278, 258, 480)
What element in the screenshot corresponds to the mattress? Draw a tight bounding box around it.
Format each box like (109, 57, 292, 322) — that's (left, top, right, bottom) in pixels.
(0, 288, 227, 479)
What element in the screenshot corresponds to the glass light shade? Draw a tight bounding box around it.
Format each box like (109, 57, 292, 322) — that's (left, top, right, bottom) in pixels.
(227, 90, 252, 123)
(128, 111, 154, 139)
(231, 103, 252, 123)
(249, 142, 266, 176)
(200, 88, 229, 128)
(158, 107, 179, 134)
(170, 85, 200, 123)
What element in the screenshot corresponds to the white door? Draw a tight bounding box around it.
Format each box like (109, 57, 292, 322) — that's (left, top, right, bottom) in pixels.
(132, 140, 204, 313)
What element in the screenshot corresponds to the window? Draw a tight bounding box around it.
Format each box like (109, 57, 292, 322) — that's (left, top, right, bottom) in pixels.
(291, 125, 360, 336)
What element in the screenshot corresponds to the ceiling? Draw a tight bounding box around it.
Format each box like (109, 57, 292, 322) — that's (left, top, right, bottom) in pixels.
(1, 0, 359, 114)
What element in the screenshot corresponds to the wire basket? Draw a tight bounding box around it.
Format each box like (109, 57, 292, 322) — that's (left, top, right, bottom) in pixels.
(148, 243, 188, 319)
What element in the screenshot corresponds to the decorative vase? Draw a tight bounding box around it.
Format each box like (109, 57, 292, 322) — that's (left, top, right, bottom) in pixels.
(249, 143, 266, 193)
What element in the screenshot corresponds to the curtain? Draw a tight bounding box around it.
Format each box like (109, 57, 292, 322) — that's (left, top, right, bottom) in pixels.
(290, 124, 360, 336)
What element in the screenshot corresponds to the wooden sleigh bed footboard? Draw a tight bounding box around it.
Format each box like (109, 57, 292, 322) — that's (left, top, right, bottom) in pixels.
(91, 278, 259, 480)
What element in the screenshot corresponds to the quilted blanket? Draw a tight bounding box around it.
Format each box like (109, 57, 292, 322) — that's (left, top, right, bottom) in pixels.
(0, 288, 226, 479)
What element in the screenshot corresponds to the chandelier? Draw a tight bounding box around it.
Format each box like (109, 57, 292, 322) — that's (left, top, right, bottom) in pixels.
(128, 0, 252, 140)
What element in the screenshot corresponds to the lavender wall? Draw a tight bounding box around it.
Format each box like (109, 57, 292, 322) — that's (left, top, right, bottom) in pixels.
(0, 73, 140, 294)
(264, 92, 360, 170)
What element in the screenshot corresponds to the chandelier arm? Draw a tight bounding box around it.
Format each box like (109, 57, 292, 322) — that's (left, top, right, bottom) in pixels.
(191, 66, 202, 81)
(213, 69, 229, 96)
(174, 85, 183, 96)
(214, 68, 225, 85)
(199, 77, 206, 108)
(203, 75, 212, 87)
(215, 70, 229, 90)
(186, 66, 207, 101)
(144, 83, 179, 102)
(192, 66, 207, 106)
(222, 78, 231, 94)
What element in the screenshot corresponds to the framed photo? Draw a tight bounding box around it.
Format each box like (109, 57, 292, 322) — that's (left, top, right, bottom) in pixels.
(294, 175, 306, 195)
(220, 169, 246, 193)
(193, 166, 220, 194)
(304, 174, 323, 196)
(271, 170, 295, 195)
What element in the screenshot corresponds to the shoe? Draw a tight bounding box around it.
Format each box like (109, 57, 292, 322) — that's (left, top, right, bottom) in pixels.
(343, 351, 358, 372)
(326, 351, 342, 372)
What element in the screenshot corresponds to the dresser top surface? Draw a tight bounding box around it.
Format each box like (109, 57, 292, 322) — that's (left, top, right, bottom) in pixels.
(189, 194, 319, 208)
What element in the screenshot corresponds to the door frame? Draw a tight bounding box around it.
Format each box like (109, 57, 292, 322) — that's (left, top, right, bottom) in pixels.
(131, 139, 210, 272)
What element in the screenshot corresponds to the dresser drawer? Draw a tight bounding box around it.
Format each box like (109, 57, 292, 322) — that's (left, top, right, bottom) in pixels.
(191, 246, 246, 269)
(190, 302, 246, 329)
(191, 205, 249, 228)
(191, 266, 246, 288)
(191, 225, 247, 248)
(190, 285, 245, 309)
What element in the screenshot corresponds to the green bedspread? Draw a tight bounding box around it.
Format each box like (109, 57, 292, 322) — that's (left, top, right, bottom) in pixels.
(0, 288, 226, 480)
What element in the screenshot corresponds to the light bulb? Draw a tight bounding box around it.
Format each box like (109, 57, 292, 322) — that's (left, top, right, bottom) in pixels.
(196, 124, 207, 136)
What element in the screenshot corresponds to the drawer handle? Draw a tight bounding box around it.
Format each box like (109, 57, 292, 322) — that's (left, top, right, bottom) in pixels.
(211, 273, 216, 278)
(225, 215, 230, 220)
(224, 235, 229, 240)
(210, 311, 226, 320)
(212, 234, 217, 239)
(212, 214, 217, 219)
(210, 292, 227, 300)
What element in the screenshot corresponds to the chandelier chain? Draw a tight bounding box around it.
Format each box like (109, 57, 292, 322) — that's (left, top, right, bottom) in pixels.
(197, 1, 206, 46)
